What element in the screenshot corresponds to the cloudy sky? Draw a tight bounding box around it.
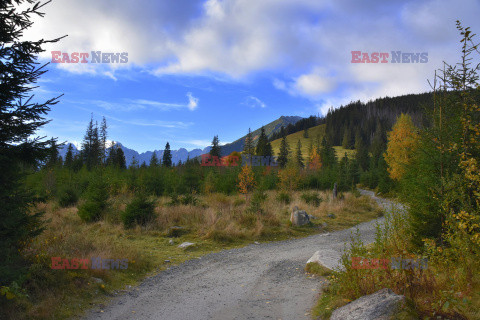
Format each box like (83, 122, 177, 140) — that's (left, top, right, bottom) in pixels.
(23, 0, 480, 152)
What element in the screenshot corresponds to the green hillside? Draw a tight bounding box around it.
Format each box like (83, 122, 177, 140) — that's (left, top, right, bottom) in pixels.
(220, 115, 302, 156)
(270, 124, 356, 161)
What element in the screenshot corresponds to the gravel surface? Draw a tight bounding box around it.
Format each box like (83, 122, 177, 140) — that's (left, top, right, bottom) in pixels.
(81, 190, 402, 320)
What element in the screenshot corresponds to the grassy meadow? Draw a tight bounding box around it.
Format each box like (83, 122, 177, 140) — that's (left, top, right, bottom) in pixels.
(3, 189, 382, 319)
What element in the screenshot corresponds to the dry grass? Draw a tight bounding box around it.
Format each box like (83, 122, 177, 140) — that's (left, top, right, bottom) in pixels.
(312, 207, 480, 320)
(3, 189, 382, 319)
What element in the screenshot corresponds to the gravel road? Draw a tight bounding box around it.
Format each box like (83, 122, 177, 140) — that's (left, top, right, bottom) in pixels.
(82, 190, 403, 320)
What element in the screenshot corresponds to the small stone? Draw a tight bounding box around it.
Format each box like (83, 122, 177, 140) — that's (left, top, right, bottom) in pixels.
(168, 239, 175, 245)
(178, 242, 195, 249)
(254, 241, 260, 245)
(164, 260, 170, 263)
(91, 277, 104, 284)
(327, 213, 336, 219)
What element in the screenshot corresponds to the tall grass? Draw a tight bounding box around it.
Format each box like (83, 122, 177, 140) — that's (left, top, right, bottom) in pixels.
(313, 206, 480, 319)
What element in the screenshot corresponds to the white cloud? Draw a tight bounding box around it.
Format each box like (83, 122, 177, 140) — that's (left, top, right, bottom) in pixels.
(106, 114, 193, 129)
(293, 70, 335, 96)
(181, 139, 213, 148)
(84, 94, 198, 112)
(187, 92, 199, 111)
(244, 96, 266, 108)
(19, 0, 480, 107)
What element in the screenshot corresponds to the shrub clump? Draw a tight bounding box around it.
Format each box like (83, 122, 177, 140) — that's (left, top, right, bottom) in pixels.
(301, 192, 323, 207)
(58, 187, 79, 207)
(276, 191, 291, 204)
(247, 189, 268, 214)
(77, 178, 109, 222)
(121, 194, 156, 229)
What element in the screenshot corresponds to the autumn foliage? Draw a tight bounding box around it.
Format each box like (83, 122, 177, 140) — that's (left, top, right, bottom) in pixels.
(308, 147, 322, 170)
(237, 165, 256, 195)
(384, 113, 419, 180)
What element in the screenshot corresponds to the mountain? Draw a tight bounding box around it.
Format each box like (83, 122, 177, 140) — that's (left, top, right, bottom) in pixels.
(58, 143, 211, 166)
(57, 115, 303, 166)
(220, 115, 303, 156)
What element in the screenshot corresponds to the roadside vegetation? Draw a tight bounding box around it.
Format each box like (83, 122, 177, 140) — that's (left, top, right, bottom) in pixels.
(1, 189, 381, 319)
(311, 22, 480, 320)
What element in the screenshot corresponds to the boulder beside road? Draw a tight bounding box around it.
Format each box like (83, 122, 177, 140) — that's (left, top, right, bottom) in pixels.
(330, 288, 405, 320)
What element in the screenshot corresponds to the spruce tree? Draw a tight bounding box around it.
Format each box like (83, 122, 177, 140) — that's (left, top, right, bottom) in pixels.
(81, 116, 101, 169)
(46, 138, 59, 168)
(296, 139, 304, 168)
(150, 152, 159, 167)
(303, 124, 309, 138)
(115, 146, 126, 169)
(354, 130, 369, 171)
(106, 141, 116, 167)
(100, 116, 107, 165)
(321, 136, 336, 167)
(244, 128, 254, 162)
(130, 156, 139, 169)
(209, 135, 221, 159)
(0, 0, 63, 285)
(65, 144, 74, 169)
(277, 134, 289, 168)
(264, 140, 273, 164)
(255, 127, 268, 156)
(162, 142, 172, 167)
(342, 127, 352, 149)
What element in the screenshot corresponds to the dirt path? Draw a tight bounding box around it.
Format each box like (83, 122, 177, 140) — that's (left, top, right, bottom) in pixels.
(82, 190, 402, 320)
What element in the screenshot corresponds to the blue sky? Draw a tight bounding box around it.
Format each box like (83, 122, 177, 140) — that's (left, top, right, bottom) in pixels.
(24, 0, 480, 152)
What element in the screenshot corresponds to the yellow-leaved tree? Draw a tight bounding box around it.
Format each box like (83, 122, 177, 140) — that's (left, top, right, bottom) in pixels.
(384, 113, 419, 180)
(238, 165, 256, 196)
(308, 146, 322, 171)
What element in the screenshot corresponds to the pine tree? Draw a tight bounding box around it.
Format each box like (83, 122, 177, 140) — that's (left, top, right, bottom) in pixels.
(100, 116, 107, 165)
(255, 127, 268, 156)
(106, 141, 116, 166)
(162, 142, 172, 167)
(265, 140, 273, 163)
(115, 146, 126, 169)
(321, 136, 336, 167)
(46, 138, 59, 167)
(370, 121, 385, 167)
(209, 135, 221, 159)
(342, 127, 352, 149)
(65, 144, 74, 169)
(150, 152, 159, 167)
(354, 130, 369, 171)
(82, 116, 101, 169)
(130, 156, 139, 169)
(303, 124, 309, 138)
(277, 133, 289, 168)
(244, 128, 254, 158)
(0, 0, 63, 285)
(296, 140, 304, 168)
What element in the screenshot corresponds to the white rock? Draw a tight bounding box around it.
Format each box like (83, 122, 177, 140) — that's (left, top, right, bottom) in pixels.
(178, 242, 195, 249)
(307, 251, 322, 265)
(330, 288, 405, 320)
(306, 249, 344, 270)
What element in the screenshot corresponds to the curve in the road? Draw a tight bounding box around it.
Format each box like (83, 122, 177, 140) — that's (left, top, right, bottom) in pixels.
(81, 189, 403, 320)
